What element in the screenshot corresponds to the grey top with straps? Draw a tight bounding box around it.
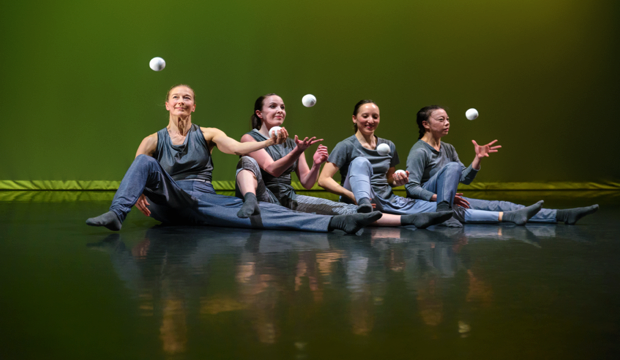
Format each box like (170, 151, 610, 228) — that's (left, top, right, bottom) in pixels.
(153, 124, 214, 182)
(247, 129, 298, 204)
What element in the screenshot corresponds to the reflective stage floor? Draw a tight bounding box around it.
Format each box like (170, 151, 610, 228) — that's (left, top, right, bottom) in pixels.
(1, 191, 619, 359)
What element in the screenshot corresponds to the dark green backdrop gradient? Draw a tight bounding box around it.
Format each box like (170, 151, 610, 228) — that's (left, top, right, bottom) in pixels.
(1, 0, 619, 185)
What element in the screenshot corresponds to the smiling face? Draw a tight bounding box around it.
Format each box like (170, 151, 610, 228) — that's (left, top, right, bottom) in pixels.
(256, 95, 286, 128)
(424, 108, 450, 137)
(353, 103, 380, 136)
(165, 86, 196, 117)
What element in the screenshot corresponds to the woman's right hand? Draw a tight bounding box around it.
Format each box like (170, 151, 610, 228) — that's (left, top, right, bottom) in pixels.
(270, 127, 289, 145)
(134, 194, 151, 216)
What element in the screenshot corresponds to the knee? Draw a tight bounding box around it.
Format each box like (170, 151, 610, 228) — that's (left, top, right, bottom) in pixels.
(350, 157, 372, 175)
(134, 154, 158, 168)
(444, 162, 461, 173)
(236, 156, 260, 178)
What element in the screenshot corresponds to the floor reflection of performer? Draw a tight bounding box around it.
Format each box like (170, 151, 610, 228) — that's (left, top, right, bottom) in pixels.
(90, 223, 565, 347)
(88, 230, 200, 356)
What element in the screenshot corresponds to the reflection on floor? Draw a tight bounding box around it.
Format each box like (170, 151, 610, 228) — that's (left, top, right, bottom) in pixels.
(1, 190, 619, 359)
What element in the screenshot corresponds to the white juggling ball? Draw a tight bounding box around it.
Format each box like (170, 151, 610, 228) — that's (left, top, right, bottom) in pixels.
(269, 126, 282, 139)
(149, 57, 166, 71)
(302, 94, 317, 107)
(395, 170, 407, 176)
(465, 108, 479, 120)
(376, 143, 391, 156)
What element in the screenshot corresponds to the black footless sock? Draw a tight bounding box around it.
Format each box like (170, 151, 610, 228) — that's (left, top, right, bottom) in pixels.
(401, 211, 454, 229)
(436, 201, 451, 212)
(503, 201, 544, 225)
(357, 198, 373, 213)
(86, 211, 122, 231)
(434, 201, 462, 227)
(237, 193, 261, 218)
(556, 204, 599, 225)
(328, 211, 383, 234)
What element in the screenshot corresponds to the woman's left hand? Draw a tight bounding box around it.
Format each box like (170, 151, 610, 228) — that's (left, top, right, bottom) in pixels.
(313, 145, 329, 165)
(472, 139, 502, 159)
(392, 170, 410, 187)
(295, 135, 323, 152)
(454, 193, 470, 209)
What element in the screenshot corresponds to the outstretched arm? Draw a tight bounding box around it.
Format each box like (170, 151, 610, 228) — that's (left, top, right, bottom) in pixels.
(204, 127, 287, 155)
(241, 135, 323, 178)
(471, 139, 501, 170)
(318, 162, 356, 203)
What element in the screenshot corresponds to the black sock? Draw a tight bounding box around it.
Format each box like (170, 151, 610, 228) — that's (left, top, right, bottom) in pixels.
(357, 198, 373, 213)
(237, 193, 261, 218)
(86, 211, 122, 231)
(503, 201, 543, 225)
(328, 211, 383, 234)
(436, 201, 451, 212)
(432, 201, 462, 227)
(556, 204, 599, 225)
(401, 211, 454, 229)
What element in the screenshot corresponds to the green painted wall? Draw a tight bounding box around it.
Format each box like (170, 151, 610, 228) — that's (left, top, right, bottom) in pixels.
(1, 0, 619, 185)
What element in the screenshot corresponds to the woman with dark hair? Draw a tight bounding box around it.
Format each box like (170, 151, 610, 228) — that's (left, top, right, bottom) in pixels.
(85, 85, 383, 234)
(235, 94, 453, 228)
(406, 105, 598, 225)
(318, 100, 544, 226)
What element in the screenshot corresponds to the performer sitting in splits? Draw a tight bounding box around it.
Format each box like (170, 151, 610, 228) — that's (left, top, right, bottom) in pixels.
(405, 105, 599, 226)
(235, 94, 452, 228)
(86, 85, 383, 234)
(317, 100, 544, 226)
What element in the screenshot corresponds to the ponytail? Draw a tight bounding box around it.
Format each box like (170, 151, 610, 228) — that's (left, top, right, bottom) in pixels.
(251, 93, 278, 130)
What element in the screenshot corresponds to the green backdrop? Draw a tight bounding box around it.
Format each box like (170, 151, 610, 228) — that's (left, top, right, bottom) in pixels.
(1, 0, 619, 189)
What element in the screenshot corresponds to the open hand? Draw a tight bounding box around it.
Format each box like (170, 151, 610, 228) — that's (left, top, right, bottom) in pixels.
(472, 139, 501, 159)
(313, 144, 329, 165)
(134, 194, 151, 216)
(454, 193, 470, 209)
(295, 135, 323, 152)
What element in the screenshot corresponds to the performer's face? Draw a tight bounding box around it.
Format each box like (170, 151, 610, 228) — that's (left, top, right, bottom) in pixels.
(353, 103, 381, 136)
(257, 95, 286, 128)
(165, 86, 196, 116)
(424, 109, 450, 137)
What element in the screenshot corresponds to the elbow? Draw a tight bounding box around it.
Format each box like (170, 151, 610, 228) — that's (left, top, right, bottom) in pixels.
(302, 182, 314, 190)
(460, 178, 473, 185)
(264, 168, 280, 177)
(317, 177, 326, 189)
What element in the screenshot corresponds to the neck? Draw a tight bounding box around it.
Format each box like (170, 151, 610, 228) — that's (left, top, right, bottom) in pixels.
(355, 131, 376, 148)
(258, 122, 272, 138)
(168, 115, 192, 136)
(421, 132, 441, 148)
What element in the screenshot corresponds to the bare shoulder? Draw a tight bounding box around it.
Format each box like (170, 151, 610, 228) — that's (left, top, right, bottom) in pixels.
(200, 126, 225, 141)
(240, 133, 257, 143)
(136, 133, 158, 157)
